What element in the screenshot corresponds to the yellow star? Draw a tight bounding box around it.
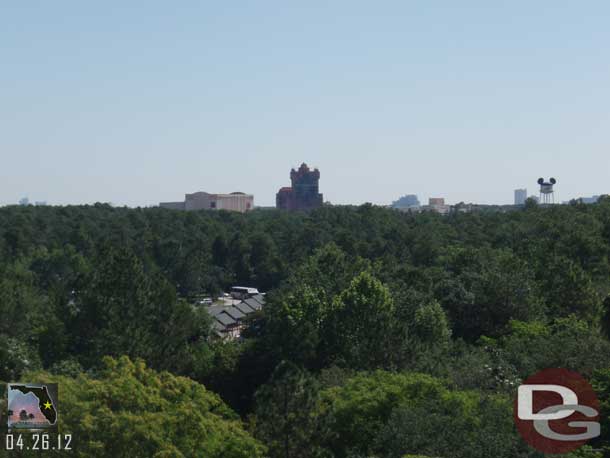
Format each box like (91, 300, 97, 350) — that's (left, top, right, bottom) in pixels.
(43, 401, 52, 410)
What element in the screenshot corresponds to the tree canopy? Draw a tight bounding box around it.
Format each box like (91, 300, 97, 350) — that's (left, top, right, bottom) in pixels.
(1, 199, 610, 456)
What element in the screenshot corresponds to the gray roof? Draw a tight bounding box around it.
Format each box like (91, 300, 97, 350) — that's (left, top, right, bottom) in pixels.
(224, 306, 246, 321)
(206, 295, 265, 336)
(207, 305, 246, 321)
(215, 312, 236, 326)
(235, 302, 256, 314)
(250, 294, 266, 305)
(212, 320, 226, 335)
(207, 305, 228, 317)
(243, 297, 262, 311)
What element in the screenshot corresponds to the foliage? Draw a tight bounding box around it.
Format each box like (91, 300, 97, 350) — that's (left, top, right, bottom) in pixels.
(2, 201, 610, 456)
(253, 361, 321, 458)
(12, 356, 266, 458)
(314, 371, 538, 458)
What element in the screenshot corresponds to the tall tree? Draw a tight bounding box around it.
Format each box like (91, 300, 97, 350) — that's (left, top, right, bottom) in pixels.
(330, 271, 395, 370)
(254, 361, 320, 458)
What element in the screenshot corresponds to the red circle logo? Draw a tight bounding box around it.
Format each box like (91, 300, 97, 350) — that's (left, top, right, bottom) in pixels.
(514, 368, 600, 454)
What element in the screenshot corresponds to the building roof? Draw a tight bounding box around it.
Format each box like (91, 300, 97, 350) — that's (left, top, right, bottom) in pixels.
(224, 306, 246, 321)
(205, 293, 266, 338)
(186, 191, 254, 199)
(208, 305, 247, 320)
(207, 305, 228, 317)
(235, 302, 256, 314)
(215, 312, 237, 326)
(251, 293, 265, 304)
(211, 320, 226, 337)
(243, 297, 263, 311)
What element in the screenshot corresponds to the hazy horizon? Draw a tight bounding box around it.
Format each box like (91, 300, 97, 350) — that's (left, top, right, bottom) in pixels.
(2, 2, 609, 207)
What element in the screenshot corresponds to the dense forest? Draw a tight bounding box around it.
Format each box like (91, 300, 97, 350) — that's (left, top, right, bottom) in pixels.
(1, 198, 610, 457)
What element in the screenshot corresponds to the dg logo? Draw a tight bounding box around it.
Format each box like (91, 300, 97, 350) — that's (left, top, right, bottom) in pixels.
(514, 368, 601, 454)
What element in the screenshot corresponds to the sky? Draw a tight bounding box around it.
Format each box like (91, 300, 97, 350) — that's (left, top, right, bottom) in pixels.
(8, 391, 48, 424)
(1, 1, 609, 207)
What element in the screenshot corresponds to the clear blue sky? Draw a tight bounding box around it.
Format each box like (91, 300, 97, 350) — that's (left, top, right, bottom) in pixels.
(2, 1, 609, 207)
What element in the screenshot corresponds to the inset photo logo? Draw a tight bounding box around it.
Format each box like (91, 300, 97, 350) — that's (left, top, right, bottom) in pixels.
(7, 383, 58, 432)
(514, 368, 600, 454)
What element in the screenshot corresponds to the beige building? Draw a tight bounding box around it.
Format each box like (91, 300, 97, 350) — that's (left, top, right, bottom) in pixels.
(160, 191, 253, 213)
(428, 197, 445, 206)
(421, 197, 451, 215)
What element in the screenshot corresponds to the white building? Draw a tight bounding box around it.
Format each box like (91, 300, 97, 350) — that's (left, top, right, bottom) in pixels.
(514, 189, 527, 205)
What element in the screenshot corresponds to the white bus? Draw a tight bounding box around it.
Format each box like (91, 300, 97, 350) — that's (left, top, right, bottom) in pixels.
(230, 286, 259, 300)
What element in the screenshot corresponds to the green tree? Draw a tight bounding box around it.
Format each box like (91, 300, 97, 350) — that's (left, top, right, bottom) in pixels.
(435, 247, 543, 339)
(72, 247, 211, 372)
(537, 255, 602, 319)
(497, 317, 610, 378)
(413, 300, 451, 345)
(263, 243, 371, 369)
(330, 272, 395, 369)
(315, 371, 537, 458)
(265, 285, 325, 368)
(18, 356, 265, 458)
(254, 361, 320, 458)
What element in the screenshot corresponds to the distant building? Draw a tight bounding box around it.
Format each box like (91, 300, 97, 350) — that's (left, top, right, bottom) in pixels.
(391, 194, 420, 209)
(451, 202, 522, 213)
(276, 163, 323, 210)
(514, 189, 527, 206)
(160, 191, 253, 212)
(18, 197, 29, 206)
(579, 195, 600, 204)
(207, 293, 266, 340)
(159, 201, 185, 210)
(421, 198, 451, 214)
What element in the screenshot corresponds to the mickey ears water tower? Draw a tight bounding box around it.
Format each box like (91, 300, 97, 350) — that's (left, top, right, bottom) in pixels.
(538, 177, 557, 204)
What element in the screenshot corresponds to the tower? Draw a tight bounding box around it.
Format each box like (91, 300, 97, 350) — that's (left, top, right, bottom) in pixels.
(537, 178, 557, 204)
(276, 163, 323, 210)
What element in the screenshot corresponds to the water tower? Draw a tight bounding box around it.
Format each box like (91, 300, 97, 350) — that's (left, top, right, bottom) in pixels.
(537, 177, 557, 204)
